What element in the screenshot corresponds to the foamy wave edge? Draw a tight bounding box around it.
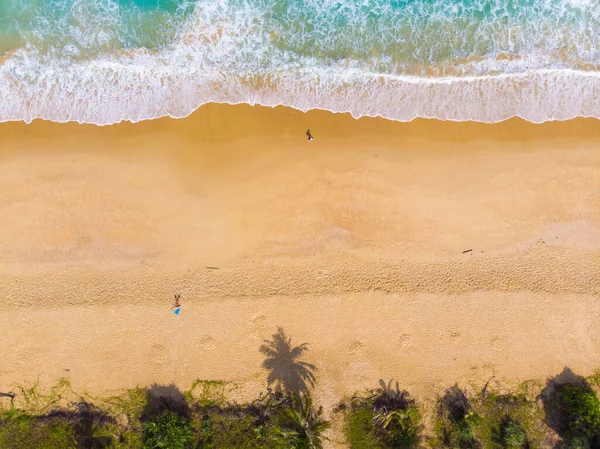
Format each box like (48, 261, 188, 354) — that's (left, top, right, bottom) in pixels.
(1, 63, 600, 125)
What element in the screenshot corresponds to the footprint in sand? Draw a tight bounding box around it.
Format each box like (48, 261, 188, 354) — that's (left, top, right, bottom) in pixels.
(199, 335, 216, 350)
(249, 313, 267, 332)
(149, 344, 170, 364)
(449, 331, 462, 344)
(565, 334, 583, 351)
(348, 340, 363, 355)
(492, 337, 506, 351)
(399, 334, 413, 348)
(18, 312, 38, 327)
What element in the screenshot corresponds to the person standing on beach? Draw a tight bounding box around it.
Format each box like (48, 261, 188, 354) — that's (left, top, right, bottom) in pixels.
(306, 129, 314, 141)
(172, 294, 181, 315)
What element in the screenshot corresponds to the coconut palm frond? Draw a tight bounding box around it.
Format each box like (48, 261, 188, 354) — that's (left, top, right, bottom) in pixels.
(368, 379, 413, 413)
(273, 394, 330, 449)
(376, 410, 410, 429)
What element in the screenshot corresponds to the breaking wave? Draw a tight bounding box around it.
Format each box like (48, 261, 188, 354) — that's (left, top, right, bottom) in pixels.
(1, 0, 599, 124)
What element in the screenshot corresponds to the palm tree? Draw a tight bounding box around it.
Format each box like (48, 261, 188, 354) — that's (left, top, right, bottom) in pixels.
(250, 388, 292, 441)
(260, 327, 317, 394)
(367, 380, 421, 448)
(368, 379, 413, 413)
(273, 394, 331, 449)
(442, 385, 470, 423)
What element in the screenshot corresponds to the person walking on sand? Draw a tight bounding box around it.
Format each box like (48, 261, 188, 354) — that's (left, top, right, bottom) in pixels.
(306, 129, 314, 141)
(172, 294, 181, 315)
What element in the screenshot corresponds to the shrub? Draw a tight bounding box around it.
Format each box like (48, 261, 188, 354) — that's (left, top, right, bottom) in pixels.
(0, 411, 76, 449)
(501, 419, 527, 448)
(272, 394, 330, 449)
(346, 381, 421, 449)
(142, 409, 192, 449)
(378, 407, 421, 448)
(434, 386, 481, 448)
(561, 434, 591, 449)
(192, 407, 279, 449)
(561, 385, 600, 437)
(344, 404, 381, 449)
(456, 417, 476, 444)
(460, 384, 552, 449)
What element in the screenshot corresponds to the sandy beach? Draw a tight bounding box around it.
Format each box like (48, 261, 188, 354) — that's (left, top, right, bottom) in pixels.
(0, 105, 599, 440)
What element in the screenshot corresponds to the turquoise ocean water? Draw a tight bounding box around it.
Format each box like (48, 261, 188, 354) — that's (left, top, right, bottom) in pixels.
(0, 0, 598, 124)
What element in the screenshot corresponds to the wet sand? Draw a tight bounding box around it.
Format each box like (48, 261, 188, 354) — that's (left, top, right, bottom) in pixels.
(0, 105, 599, 437)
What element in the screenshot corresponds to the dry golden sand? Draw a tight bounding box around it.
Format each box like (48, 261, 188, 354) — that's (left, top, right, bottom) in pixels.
(0, 105, 599, 443)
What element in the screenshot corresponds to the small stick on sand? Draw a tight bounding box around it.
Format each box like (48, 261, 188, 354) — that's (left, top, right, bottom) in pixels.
(463, 249, 473, 253)
(481, 376, 495, 402)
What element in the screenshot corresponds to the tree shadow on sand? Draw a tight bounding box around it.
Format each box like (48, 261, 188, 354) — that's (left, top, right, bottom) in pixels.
(139, 384, 193, 449)
(441, 385, 471, 424)
(140, 384, 190, 421)
(40, 402, 116, 449)
(540, 367, 600, 448)
(437, 385, 482, 449)
(260, 327, 317, 395)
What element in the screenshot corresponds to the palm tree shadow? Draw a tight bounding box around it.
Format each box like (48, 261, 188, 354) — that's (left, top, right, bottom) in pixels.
(260, 327, 317, 395)
(42, 402, 116, 449)
(140, 383, 190, 422)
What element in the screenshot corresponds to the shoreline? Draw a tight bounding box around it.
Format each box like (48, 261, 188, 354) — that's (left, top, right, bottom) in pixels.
(5, 85, 600, 127)
(1, 104, 599, 410)
(4, 70, 600, 126)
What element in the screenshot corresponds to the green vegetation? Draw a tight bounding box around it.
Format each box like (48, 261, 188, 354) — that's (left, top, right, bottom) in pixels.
(344, 402, 381, 448)
(2, 342, 600, 449)
(540, 369, 600, 449)
(345, 380, 421, 448)
(0, 380, 121, 449)
(0, 401, 119, 449)
(193, 405, 277, 448)
(272, 394, 330, 449)
(561, 385, 600, 438)
(0, 327, 328, 449)
(433, 385, 482, 448)
(499, 419, 526, 448)
(431, 380, 557, 449)
(0, 410, 76, 449)
(142, 409, 192, 449)
(474, 390, 548, 449)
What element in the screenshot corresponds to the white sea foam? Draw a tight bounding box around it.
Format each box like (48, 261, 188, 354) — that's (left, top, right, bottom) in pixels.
(1, 0, 599, 124)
